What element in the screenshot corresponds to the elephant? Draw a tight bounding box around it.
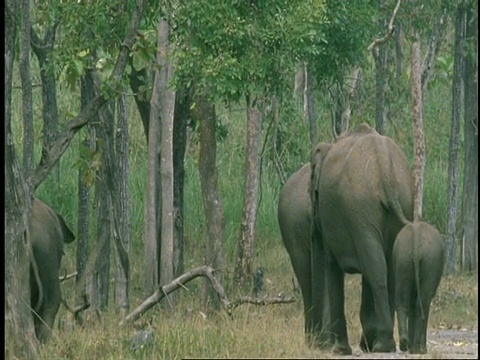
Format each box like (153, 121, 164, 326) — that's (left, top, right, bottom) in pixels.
(278, 163, 330, 347)
(393, 221, 445, 354)
(310, 123, 414, 354)
(30, 197, 75, 342)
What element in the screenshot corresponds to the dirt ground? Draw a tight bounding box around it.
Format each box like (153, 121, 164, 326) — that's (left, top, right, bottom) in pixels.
(334, 323, 478, 359)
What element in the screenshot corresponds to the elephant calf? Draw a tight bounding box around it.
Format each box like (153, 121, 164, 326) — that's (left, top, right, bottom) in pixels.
(393, 221, 445, 354)
(30, 198, 75, 342)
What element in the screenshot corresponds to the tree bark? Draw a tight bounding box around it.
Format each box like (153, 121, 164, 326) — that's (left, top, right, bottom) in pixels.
(446, 4, 466, 275)
(76, 72, 96, 308)
(114, 92, 131, 314)
(5, 1, 40, 357)
(235, 95, 263, 286)
(31, 23, 61, 182)
(304, 64, 317, 146)
(144, 28, 162, 296)
(172, 88, 190, 278)
(20, 0, 34, 175)
(461, 2, 478, 272)
(411, 31, 426, 220)
(158, 13, 176, 291)
(196, 94, 226, 310)
(395, 22, 403, 77)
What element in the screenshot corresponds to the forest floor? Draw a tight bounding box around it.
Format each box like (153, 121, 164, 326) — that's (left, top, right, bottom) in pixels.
(335, 322, 478, 359)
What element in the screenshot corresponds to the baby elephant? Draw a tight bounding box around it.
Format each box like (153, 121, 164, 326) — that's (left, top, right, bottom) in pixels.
(393, 221, 445, 354)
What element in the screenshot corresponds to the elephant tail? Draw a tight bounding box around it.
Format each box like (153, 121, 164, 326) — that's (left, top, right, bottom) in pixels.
(413, 226, 425, 320)
(385, 190, 411, 227)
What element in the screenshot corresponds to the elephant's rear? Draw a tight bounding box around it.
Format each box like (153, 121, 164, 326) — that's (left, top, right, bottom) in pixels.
(30, 198, 74, 342)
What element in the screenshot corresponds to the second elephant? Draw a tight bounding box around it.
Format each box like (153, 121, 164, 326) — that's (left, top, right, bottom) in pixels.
(30, 197, 75, 342)
(393, 221, 445, 354)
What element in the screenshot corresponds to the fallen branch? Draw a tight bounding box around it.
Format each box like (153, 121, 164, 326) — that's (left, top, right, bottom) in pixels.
(121, 265, 231, 325)
(121, 265, 297, 326)
(59, 271, 78, 282)
(230, 295, 296, 310)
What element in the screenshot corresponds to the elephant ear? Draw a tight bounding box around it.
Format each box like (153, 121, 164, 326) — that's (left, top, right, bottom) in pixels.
(309, 142, 332, 201)
(57, 214, 75, 244)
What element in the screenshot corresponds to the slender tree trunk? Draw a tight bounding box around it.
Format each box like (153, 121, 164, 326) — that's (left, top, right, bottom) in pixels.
(411, 31, 426, 220)
(5, 2, 40, 357)
(129, 64, 151, 140)
(31, 24, 60, 182)
(461, 2, 478, 272)
(158, 13, 176, 290)
(446, 4, 466, 275)
(373, 42, 387, 135)
(196, 94, 226, 310)
(173, 87, 190, 277)
(76, 72, 95, 307)
(114, 92, 131, 314)
(235, 94, 263, 286)
(421, 12, 446, 96)
(294, 62, 305, 102)
(395, 22, 403, 77)
(20, 0, 34, 175)
(144, 40, 162, 297)
(341, 67, 361, 132)
(304, 64, 317, 146)
(91, 100, 115, 311)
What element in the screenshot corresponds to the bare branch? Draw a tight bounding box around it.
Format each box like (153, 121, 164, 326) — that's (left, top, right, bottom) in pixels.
(59, 271, 78, 282)
(368, 0, 402, 52)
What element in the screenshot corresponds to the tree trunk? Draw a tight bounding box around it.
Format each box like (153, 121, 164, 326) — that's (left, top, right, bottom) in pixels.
(5, 2, 40, 357)
(31, 24, 61, 182)
(373, 42, 387, 135)
(196, 94, 226, 310)
(91, 100, 115, 311)
(144, 36, 162, 296)
(76, 72, 96, 307)
(173, 87, 190, 277)
(114, 92, 131, 314)
(461, 2, 478, 272)
(294, 62, 305, 102)
(446, 4, 466, 275)
(20, 0, 34, 175)
(304, 64, 317, 146)
(129, 64, 151, 140)
(395, 22, 403, 77)
(235, 95, 263, 286)
(158, 13, 176, 290)
(411, 31, 426, 220)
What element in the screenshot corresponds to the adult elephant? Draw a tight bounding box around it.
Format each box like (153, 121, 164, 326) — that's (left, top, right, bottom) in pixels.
(30, 197, 75, 342)
(310, 123, 414, 354)
(278, 163, 330, 348)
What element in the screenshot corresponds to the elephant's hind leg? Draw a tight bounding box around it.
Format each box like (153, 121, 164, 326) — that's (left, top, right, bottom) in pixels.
(359, 278, 377, 352)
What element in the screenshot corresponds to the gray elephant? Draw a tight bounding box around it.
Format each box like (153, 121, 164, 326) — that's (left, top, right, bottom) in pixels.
(310, 123, 414, 354)
(30, 197, 75, 342)
(278, 163, 330, 347)
(393, 221, 445, 354)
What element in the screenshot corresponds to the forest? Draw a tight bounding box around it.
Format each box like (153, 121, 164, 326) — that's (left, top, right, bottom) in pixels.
(5, 0, 477, 358)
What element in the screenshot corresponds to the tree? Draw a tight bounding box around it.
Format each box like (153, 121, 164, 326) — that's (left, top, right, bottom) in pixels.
(158, 10, 176, 289)
(5, 1, 40, 357)
(446, 3, 466, 275)
(20, 0, 34, 174)
(195, 94, 226, 308)
(411, 31, 426, 220)
(461, 0, 478, 272)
